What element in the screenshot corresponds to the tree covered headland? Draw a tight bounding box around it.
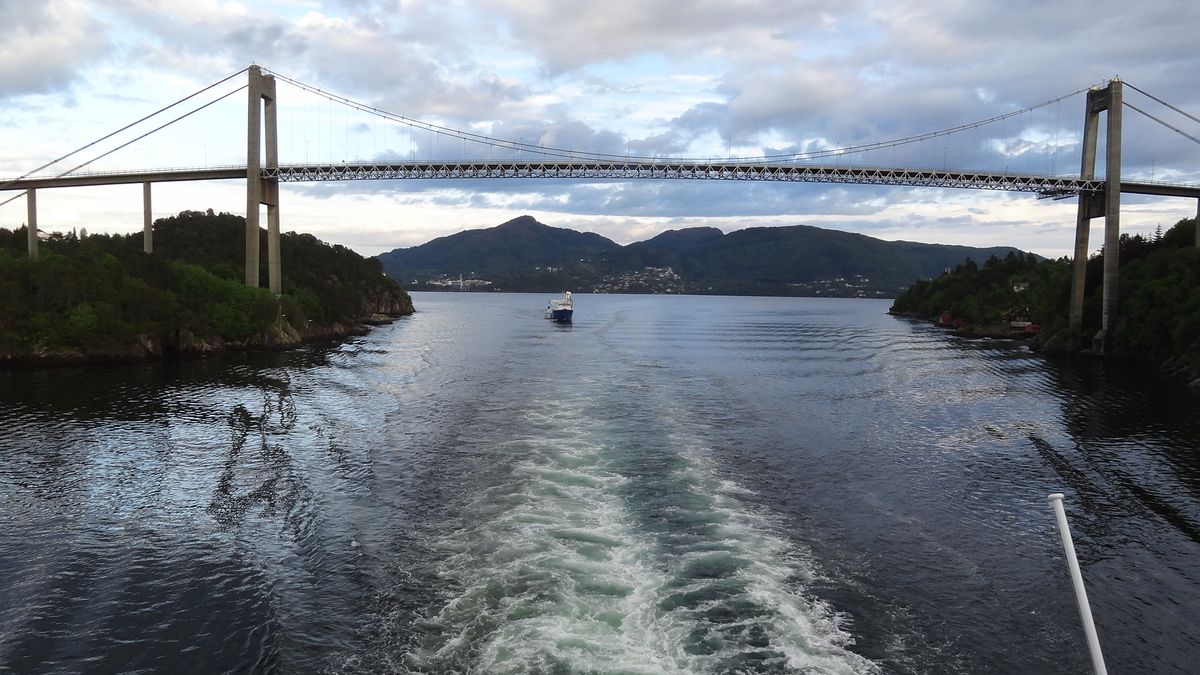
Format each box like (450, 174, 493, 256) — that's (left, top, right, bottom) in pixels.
(0, 210, 413, 364)
(890, 218, 1200, 377)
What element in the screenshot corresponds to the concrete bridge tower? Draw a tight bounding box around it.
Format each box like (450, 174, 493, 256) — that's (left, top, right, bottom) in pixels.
(245, 65, 282, 294)
(1068, 78, 1122, 352)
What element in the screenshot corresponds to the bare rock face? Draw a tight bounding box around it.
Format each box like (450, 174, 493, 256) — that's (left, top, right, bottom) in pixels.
(303, 322, 369, 341)
(31, 341, 87, 363)
(175, 329, 226, 354)
(137, 333, 162, 358)
(359, 288, 415, 317)
(248, 319, 304, 349)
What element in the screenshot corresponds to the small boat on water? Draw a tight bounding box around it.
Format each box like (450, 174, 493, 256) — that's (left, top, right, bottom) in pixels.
(545, 291, 573, 323)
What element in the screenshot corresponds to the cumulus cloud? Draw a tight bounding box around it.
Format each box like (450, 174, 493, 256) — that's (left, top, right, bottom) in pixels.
(100, 0, 528, 119)
(0, 0, 110, 96)
(478, 0, 854, 72)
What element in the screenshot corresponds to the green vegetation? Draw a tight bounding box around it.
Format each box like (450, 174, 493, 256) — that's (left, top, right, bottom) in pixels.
(888, 251, 1054, 330)
(0, 210, 413, 363)
(891, 218, 1200, 375)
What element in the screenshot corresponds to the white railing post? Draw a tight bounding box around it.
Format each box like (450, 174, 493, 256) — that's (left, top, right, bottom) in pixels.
(1048, 493, 1108, 675)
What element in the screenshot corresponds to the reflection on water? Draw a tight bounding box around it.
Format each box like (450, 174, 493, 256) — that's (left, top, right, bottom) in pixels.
(1, 294, 1198, 674)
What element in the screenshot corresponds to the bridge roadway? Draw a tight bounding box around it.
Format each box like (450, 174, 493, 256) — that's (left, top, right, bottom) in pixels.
(4, 160, 1200, 199)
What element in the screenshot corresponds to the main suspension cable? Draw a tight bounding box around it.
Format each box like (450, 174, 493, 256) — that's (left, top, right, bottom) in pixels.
(1123, 100, 1200, 146)
(58, 85, 249, 175)
(266, 67, 1092, 165)
(0, 83, 248, 209)
(1124, 81, 1200, 126)
(0, 66, 249, 191)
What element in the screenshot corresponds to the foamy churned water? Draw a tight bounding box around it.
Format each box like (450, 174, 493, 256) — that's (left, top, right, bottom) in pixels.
(407, 388, 876, 674)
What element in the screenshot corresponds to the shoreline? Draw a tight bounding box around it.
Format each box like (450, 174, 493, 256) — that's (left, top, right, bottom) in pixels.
(0, 312, 411, 370)
(888, 310, 1200, 387)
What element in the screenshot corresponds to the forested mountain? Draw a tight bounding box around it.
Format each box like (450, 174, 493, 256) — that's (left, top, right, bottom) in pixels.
(381, 215, 619, 279)
(378, 216, 1028, 297)
(0, 210, 412, 364)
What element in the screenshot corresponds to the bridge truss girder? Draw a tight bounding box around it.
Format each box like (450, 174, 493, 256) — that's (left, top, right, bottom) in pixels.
(263, 161, 1106, 197)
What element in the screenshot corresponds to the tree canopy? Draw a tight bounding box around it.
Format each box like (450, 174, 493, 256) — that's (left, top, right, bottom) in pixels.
(890, 218, 1200, 373)
(1, 211, 412, 361)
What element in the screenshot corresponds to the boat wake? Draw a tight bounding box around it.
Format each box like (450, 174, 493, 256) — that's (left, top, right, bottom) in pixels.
(405, 390, 876, 674)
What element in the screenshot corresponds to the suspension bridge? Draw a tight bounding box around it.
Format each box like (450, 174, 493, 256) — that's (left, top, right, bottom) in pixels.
(3, 66, 1199, 350)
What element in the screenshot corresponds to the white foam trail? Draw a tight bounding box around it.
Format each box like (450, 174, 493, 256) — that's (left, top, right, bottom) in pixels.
(411, 395, 691, 673)
(412, 389, 878, 673)
(647, 411, 880, 674)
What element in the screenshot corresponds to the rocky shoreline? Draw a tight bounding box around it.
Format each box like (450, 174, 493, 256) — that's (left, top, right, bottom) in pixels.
(890, 310, 1200, 388)
(1031, 329, 1200, 388)
(0, 310, 413, 369)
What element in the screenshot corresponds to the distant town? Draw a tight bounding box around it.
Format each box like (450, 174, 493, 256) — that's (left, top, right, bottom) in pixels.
(411, 267, 898, 298)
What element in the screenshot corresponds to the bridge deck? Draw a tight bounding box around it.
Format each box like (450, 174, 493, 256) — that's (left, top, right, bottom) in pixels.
(3, 161, 1198, 198)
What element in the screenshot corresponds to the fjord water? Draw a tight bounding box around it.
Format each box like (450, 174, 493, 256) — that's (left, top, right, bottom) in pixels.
(2, 294, 1199, 674)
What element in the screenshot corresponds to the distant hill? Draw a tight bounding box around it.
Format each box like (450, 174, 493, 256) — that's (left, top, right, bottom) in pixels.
(381, 215, 618, 278)
(377, 215, 1030, 297)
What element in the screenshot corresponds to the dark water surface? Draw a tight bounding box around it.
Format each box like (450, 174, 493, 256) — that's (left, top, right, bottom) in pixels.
(2, 293, 1198, 674)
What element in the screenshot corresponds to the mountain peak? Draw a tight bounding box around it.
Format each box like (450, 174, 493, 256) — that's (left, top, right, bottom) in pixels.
(496, 215, 542, 229)
(640, 227, 724, 248)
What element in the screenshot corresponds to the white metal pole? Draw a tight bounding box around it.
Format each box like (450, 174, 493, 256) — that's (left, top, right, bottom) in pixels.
(1048, 493, 1108, 675)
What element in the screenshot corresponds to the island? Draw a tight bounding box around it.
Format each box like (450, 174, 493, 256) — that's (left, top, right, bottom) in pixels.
(0, 210, 414, 366)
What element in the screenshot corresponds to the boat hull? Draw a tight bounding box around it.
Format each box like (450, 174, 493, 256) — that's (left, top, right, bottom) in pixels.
(544, 291, 573, 322)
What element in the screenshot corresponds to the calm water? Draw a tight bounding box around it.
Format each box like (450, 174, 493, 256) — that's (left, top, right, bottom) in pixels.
(2, 293, 1198, 674)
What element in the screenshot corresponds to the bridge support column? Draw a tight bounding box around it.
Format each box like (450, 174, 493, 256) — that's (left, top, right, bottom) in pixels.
(1195, 198, 1199, 247)
(264, 73, 281, 295)
(245, 65, 281, 293)
(26, 188, 37, 261)
(143, 182, 153, 253)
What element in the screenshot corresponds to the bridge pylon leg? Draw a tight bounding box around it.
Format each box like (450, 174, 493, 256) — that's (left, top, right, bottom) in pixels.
(267, 201, 280, 294)
(1068, 91, 1101, 338)
(1096, 79, 1122, 353)
(264, 74, 281, 295)
(245, 65, 280, 292)
(1068, 200, 1094, 334)
(246, 67, 262, 287)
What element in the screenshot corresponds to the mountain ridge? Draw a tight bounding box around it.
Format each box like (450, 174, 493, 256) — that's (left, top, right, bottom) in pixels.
(377, 216, 1031, 297)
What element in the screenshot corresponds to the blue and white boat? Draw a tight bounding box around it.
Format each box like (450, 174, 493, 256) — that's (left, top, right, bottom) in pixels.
(544, 291, 573, 322)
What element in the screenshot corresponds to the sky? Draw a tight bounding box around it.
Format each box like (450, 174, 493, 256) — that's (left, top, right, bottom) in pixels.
(1, 0, 1199, 258)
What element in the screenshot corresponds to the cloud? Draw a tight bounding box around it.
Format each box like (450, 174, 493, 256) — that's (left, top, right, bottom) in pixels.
(6, 0, 1199, 260)
(0, 0, 110, 97)
(478, 0, 855, 72)
(99, 0, 528, 119)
